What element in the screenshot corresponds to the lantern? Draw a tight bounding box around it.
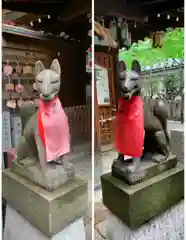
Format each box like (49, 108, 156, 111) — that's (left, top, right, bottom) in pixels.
(108, 19, 117, 40)
(153, 31, 163, 47)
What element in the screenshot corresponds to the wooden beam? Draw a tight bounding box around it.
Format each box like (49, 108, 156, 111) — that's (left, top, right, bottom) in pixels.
(16, 13, 45, 25)
(143, 0, 184, 15)
(59, 0, 90, 22)
(2, 11, 27, 21)
(2, 1, 64, 14)
(95, 0, 147, 23)
(2, 24, 54, 41)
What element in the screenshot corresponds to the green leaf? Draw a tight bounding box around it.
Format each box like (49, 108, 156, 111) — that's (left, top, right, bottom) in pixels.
(119, 28, 184, 68)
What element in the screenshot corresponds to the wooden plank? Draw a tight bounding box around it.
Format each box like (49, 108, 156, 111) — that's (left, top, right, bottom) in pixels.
(59, 0, 90, 22)
(3, 48, 50, 61)
(2, 24, 56, 41)
(94, 71, 102, 152)
(95, 51, 116, 146)
(3, 42, 52, 54)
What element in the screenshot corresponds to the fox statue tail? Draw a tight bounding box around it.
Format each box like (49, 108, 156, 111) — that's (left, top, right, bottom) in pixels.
(153, 99, 171, 146)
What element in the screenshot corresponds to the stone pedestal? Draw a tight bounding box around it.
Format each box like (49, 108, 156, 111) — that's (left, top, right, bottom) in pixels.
(2, 169, 88, 238)
(101, 164, 184, 229)
(112, 154, 177, 185)
(106, 200, 184, 240)
(4, 205, 86, 240)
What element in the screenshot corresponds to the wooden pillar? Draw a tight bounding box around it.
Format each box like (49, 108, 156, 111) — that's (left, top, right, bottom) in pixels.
(94, 71, 101, 152)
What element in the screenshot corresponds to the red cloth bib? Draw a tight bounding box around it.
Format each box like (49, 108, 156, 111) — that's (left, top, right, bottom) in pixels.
(38, 96, 70, 162)
(115, 96, 144, 157)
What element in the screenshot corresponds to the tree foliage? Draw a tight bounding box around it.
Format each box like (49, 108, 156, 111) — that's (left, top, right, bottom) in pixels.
(119, 28, 184, 69)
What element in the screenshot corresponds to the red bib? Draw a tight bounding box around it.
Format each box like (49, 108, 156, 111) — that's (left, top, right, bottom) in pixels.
(115, 96, 144, 157)
(38, 96, 70, 162)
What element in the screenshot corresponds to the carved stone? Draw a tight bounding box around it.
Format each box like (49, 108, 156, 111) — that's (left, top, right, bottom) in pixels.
(11, 159, 75, 191)
(101, 164, 184, 229)
(115, 60, 171, 173)
(2, 170, 88, 236)
(112, 154, 177, 185)
(10, 59, 74, 187)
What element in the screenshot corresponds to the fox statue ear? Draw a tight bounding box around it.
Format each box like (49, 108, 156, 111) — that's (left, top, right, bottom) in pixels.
(50, 59, 61, 75)
(35, 61, 45, 76)
(131, 60, 141, 74)
(118, 61, 127, 72)
(118, 61, 127, 79)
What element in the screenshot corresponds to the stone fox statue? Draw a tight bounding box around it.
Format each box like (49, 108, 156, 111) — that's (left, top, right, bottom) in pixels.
(16, 59, 71, 175)
(115, 60, 171, 173)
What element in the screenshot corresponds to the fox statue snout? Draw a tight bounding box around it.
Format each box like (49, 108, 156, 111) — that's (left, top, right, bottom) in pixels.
(118, 60, 142, 101)
(35, 59, 61, 101)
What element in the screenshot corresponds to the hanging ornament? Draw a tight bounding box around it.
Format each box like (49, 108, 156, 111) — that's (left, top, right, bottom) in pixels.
(121, 21, 129, 45)
(100, 17, 105, 26)
(153, 31, 163, 48)
(89, 60, 92, 68)
(15, 59, 22, 75)
(127, 32, 132, 46)
(7, 99, 16, 109)
(5, 74, 14, 91)
(88, 47, 92, 68)
(117, 18, 123, 28)
(4, 60, 13, 75)
(15, 78, 24, 94)
(108, 19, 117, 41)
(2, 37, 6, 47)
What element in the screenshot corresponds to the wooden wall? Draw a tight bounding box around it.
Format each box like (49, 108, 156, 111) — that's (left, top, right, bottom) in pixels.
(3, 34, 56, 69)
(3, 33, 89, 107)
(57, 40, 89, 107)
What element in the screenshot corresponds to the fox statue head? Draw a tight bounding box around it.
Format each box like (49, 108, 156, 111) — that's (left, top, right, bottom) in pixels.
(118, 60, 142, 101)
(35, 59, 61, 101)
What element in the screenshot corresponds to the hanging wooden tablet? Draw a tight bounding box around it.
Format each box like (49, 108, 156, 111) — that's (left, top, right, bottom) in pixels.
(121, 21, 129, 44)
(4, 60, 13, 75)
(6, 99, 16, 109)
(108, 19, 117, 40)
(5, 75, 14, 91)
(23, 57, 33, 75)
(15, 60, 22, 75)
(3, 91, 10, 101)
(15, 78, 24, 93)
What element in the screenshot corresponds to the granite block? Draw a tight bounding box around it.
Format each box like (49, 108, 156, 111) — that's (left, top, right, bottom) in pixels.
(101, 164, 184, 229)
(2, 170, 88, 236)
(112, 154, 177, 185)
(170, 130, 184, 164)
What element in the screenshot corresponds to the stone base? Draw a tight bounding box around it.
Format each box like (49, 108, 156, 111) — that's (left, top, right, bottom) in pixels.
(112, 154, 177, 185)
(2, 170, 87, 236)
(101, 164, 184, 229)
(106, 201, 184, 240)
(11, 159, 75, 191)
(4, 205, 86, 240)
